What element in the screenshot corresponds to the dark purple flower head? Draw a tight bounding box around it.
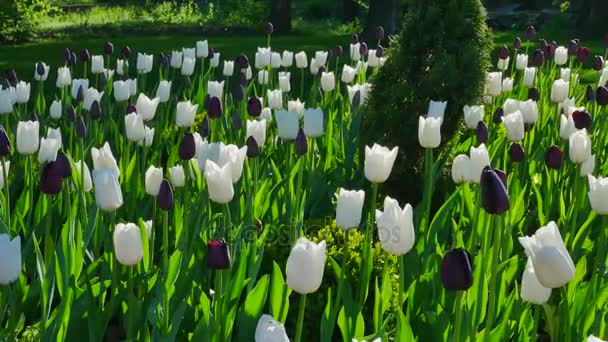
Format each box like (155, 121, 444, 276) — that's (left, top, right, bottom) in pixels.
(567, 40, 578, 56)
(63, 48, 72, 64)
(528, 87, 540, 102)
(204, 94, 211, 111)
(208, 48, 215, 60)
(126, 103, 137, 114)
(586, 85, 595, 102)
(577, 47, 589, 63)
(492, 107, 504, 124)
(121, 46, 131, 59)
(544, 145, 563, 170)
(513, 37, 522, 49)
(572, 110, 592, 130)
(66, 105, 76, 122)
(544, 44, 556, 59)
(199, 116, 210, 138)
(236, 54, 249, 69)
(239, 72, 247, 87)
(480, 166, 509, 215)
(246, 136, 260, 158)
(90, 100, 102, 120)
(295, 128, 308, 156)
(335, 45, 343, 57)
(376, 46, 384, 58)
(440, 249, 473, 291)
(160, 53, 170, 69)
(36, 62, 46, 77)
(539, 39, 548, 50)
(498, 46, 509, 60)
(207, 239, 231, 269)
(99, 72, 108, 89)
(247, 97, 262, 117)
(79, 48, 91, 63)
(532, 49, 544, 67)
(179, 133, 196, 160)
(5, 69, 17, 86)
(351, 33, 359, 44)
(351, 90, 361, 107)
(233, 83, 244, 102)
(40, 161, 63, 195)
(597, 86, 608, 106)
(593, 56, 604, 71)
(76, 116, 87, 138)
(69, 52, 77, 67)
(184, 76, 192, 89)
(55, 152, 72, 179)
(76, 85, 85, 103)
(317, 66, 325, 77)
(476, 121, 488, 145)
(266, 22, 274, 35)
(359, 43, 368, 56)
(0, 125, 11, 157)
(30, 112, 38, 122)
(104, 41, 114, 55)
(207, 96, 222, 119)
(231, 110, 242, 130)
(509, 143, 525, 162)
(157, 179, 174, 210)
(524, 26, 536, 41)
(376, 26, 385, 41)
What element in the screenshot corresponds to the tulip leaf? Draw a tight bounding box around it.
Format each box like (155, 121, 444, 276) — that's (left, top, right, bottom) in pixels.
(269, 261, 290, 324)
(164, 250, 182, 293)
(320, 286, 334, 342)
(235, 274, 269, 341)
(138, 218, 150, 272)
(191, 292, 212, 342)
(396, 309, 415, 342)
(532, 183, 546, 226)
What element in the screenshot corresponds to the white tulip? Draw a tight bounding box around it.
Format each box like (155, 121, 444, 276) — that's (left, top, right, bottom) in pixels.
(210, 52, 221, 67)
(519, 99, 538, 124)
(321, 72, 335, 92)
(295, 51, 308, 69)
(156, 81, 172, 103)
(278, 72, 291, 93)
(463, 105, 484, 129)
(183, 47, 196, 60)
(470, 144, 490, 184)
(560, 68, 571, 82)
(255, 314, 289, 342)
(0, 88, 14, 114)
(196, 141, 221, 171)
(521, 258, 552, 304)
(497, 56, 509, 71)
(503, 98, 520, 115)
(559, 115, 577, 140)
(255, 47, 271, 69)
(138, 126, 155, 147)
(34, 62, 50, 81)
(56, 66, 72, 88)
(258, 70, 269, 85)
(181, 57, 196, 76)
(116, 59, 128, 76)
(368, 50, 380, 67)
(136, 94, 160, 121)
(176, 101, 198, 128)
(75, 160, 93, 192)
(376, 196, 415, 256)
(288, 99, 305, 119)
(204, 160, 234, 204)
(247, 119, 266, 147)
(452, 154, 472, 184)
(588, 175, 608, 215)
(286, 237, 326, 294)
(245, 66, 253, 80)
(196, 40, 209, 58)
(599, 68, 608, 87)
(341, 65, 357, 83)
(309, 57, 320, 75)
(0, 161, 10, 189)
(336, 188, 365, 230)
(0, 234, 21, 284)
(113, 223, 143, 266)
(71, 79, 89, 99)
(267, 89, 283, 109)
(502, 78, 514, 93)
(125, 113, 145, 142)
(364, 143, 398, 183)
(356, 60, 368, 74)
(50, 100, 62, 119)
(281, 51, 293, 67)
(418, 116, 442, 148)
(145, 166, 163, 196)
(15, 81, 30, 104)
(91, 142, 119, 175)
(171, 50, 183, 69)
(83, 87, 104, 111)
(136, 53, 153, 73)
(271, 52, 282, 68)
(502, 110, 525, 142)
(587, 336, 607, 342)
(92, 168, 123, 211)
(523, 67, 536, 87)
(580, 154, 595, 177)
(551, 79, 569, 103)
(113, 81, 131, 102)
(569, 129, 591, 163)
(169, 165, 185, 187)
(38, 137, 60, 163)
(516, 54, 528, 70)
(519, 221, 575, 288)
(217, 144, 248, 183)
(485, 72, 502, 97)
(428, 100, 447, 120)
(303, 108, 324, 138)
(207, 80, 225, 99)
(275, 110, 299, 140)
(260, 107, 273, 122)
(554, 46, 568, 65)
(350, 43, 361, 61)
(90, 55, 103, 74)
(347, 83, 371, 106)
(223, 60, 234, 77)
(16, 120, 39, 154)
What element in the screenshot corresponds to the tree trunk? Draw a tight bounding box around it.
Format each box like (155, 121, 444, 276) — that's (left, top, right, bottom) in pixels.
(269, 0, 291, 34)
(363, 0, 400, 43)
(343, 0, 358, 22)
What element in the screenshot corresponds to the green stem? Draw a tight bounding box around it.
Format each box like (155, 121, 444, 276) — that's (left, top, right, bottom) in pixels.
(223, 203, 232, 240)
(294, 158, 305, 239)
(454, 291, 465, 342)
(531, 305, 540, 342)
(1, 157, 10, 231)
(484, 215, 504, 340)
(561, 288, 571, 342)
(294, 294, 307, 342)
(367, 183, 379, 243)
(599, 216, 608, 277)
(423, 148, 434, 232)
(163, 210, 169, 270)
(398, 254, 405, 308)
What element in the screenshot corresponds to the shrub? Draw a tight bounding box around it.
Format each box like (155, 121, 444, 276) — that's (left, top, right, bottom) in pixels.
(0, 0, 53, 43)
(363, 0, 493, 205)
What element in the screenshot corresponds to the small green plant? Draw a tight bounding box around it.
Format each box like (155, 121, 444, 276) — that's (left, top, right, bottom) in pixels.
(0, 0, 54, 42)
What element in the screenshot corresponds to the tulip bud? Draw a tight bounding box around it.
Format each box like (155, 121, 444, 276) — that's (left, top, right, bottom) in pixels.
(66, 105, 76, 121)
(157, 179, 174, 210)
(0, 234, 21, 285)
(359, 42, 368, 56)
(246, 136, 260, 158)
(295, 128, 308, 156)
(63, 48, 72, 63)
(566, 40, 578, 56)
(199, 116, 210, 138)
(56, 152, 72, 179)
(513, 37, 522, 49)
(545, 44, 556, 60)
(528, 87, 540, 101)
(266, 22, 274, 35)
(205, 160, 234, 203)
(519, 221, 575, 288)
(532, 49, 544, 67)
(572, 110, 592, 130)
(36, 62, 46, 78)
(492, 107, 504, 124)
(40, 161, 63, 195)
(588, 175, 608, 214)
(79, 48, 91, 62)
(236, 54, 249, 69)
(255, 315, 289, 342)
(524, 26, 536, 41)
(104, 41, 114, 55)
(585, 85, 595, 102)
(233, 83, 244, 102)
(569, 129, 591, 163)
(335, 45, 343, 57)
(208, 48, 215, 60)
(498, 46, 509, 60)
(179, 133, 196, 160)
(207, 239, 231, 269)
(69, 51, 77, 67)
(90, 100, 102, 120)
(376, 26, 385, 40)
(351, 33, 359, 44)
(247, 97, 262, 117)
(521, 258, 552, 304)
(286, 238, 326, 294)
(5, 69, 17, 86)
(440, 249, 473, 291)
(207, 96, 222, 119)
(480, 166, 509, 215)
(544, 145, 563, 170)
(596, 86, 608, 105)
(231, 110, 242, 130)
(376, 196, 415, 255)
(121, 46, 131, 59)
(577, 47, 589, 63)
(509, 143, 525, 162)
(0, 126, 10, 157)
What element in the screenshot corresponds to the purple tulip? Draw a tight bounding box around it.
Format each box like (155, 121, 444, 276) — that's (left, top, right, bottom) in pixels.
(76, 116, 87, 138)
(63, 48, 72, 64)
(577, 47, 589, 63)
(79, 48, 91, 63)
(593, 56, 604, 71)
(266, 22, 274, 35)
(246, 136, 260, 158)
(440, 249, 473, 291)
(492, 107, 504, 124)
(90, 100, 102, 120)
(76, 85, 85, 103)
(524, 26, 536, 41)
(544, 44, 555, 59)
(208, 48, 215, 60)
(480, 166, 510, 215)
(539, 39, 548, 50)
(236, 54, 249, 69)
(207, 239, 231, 269)
(69, 52, 77, 67)
(359, 43, 368, 56)
(126, 103, 137, 114)
(121, 46, 131, 59)
(544, 146, 563, 170)
(157, 179, 174, 210)
(5, 69, 17, 86)
(528, 87, 540, 101)
(233, 83, 244, 102)
(199, 116, 210, 138)
(0, 126, 11, 157)
(376, 46, 384, 58)
(295, 128, 308, 156)
(104, 41, 114, 55)
(40, 162, 64, 195)
(179, 133, 196, 160)
(55, 152, 72, 178)
(36, 62, 46, 77)
(476, 121, 488, 145)
(513, 37, 522, 49)
(572, 110, 592, 130)
(351, 33, 359, 44)
(99, 72, 108, 89)
(597, 86, 608, 105)
(532, 49, 544, 67)
(231, 110, 242, 130)
(567, 40, 578, 56)
(498, 46, 509, 60)
(509, 143, 525, 162)
(351, 90, 361, 107)
(207, 96, 222, 119)
(247, 97, 262, 117)
(586, 85, 595, 101)
(66, 105, 76, 121)
(376, 26, 385, 41)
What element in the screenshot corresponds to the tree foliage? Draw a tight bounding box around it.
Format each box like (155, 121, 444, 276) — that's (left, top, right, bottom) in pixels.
(0, 0, 53, 43)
